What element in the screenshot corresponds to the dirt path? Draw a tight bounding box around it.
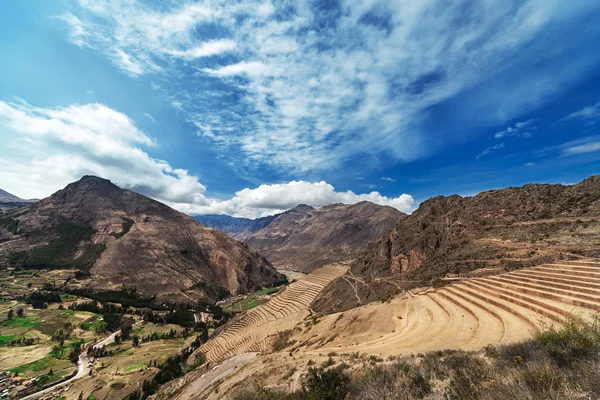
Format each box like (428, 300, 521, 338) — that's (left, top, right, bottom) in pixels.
(19, 323, 136, 400)
(0, 300, 17, 311)
(175, 353, 258, 400)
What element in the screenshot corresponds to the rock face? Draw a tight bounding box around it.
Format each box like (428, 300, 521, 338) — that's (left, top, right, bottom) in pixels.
(193, 214, 279, 241)
(313, 175, 600, 314)
(243, 202, 406, 273)
(0, 176, 284, 301)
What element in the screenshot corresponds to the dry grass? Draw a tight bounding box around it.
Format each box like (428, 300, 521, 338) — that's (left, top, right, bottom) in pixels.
(231, 315, 600, 400)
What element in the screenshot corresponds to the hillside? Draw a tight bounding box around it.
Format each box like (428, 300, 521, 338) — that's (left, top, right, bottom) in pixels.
(193, 214, 279, 240)
(243, 202, 406, 273)
(313, 175, 600, 314)
(0, 176, 284, 302)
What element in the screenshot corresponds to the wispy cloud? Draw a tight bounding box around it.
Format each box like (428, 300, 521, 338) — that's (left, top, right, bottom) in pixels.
(494, 119, 537, 139)
(524, 162, 536, 166)
(381, 177, 396, 182)
(560, 100, 600, 122)
(144, 113, 155, 123)
(563, 141, 600, 155)
(476, 143, 505, 159)
(538, 135, 600, 157)
(59, 0, 600, 176)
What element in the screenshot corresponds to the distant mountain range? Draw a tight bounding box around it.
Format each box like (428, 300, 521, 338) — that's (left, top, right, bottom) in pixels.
(0, 176, 284, 302)
(0, 188, 35, 203)
(197, 202, 406, 273)
(194, 213, 279, 241)
(313, 175, 600, 314)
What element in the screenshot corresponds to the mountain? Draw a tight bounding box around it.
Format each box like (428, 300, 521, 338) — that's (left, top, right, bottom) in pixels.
(0, 176, 284, 302)
(243, 202, 406, 272)
(0, 188, 34, 203)
(313, 175, 600, 314)
(193, 214, 279, 240)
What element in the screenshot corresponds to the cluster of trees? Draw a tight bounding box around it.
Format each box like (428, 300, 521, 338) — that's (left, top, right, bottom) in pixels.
(114, 321, 133, 343)
(142, 306, 195, 328)
(126, 333, 209, 400)
(25, 291, 62, 309)
(6, 308, 24, 320)
(86, 344, 112, 358)
(8, 336, 41, 346)
(51, 328, 72, 345)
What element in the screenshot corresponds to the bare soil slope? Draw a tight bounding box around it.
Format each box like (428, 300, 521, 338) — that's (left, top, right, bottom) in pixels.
(314, 175, 600, 314)
(244, 202, 405, 272)
(0, 176, 284, 301)
(165, 259, 600, 399)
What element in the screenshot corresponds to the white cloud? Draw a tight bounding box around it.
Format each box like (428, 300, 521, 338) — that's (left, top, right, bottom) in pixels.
(202, 61, 276, 78)
(164, 39, 236, 59)
(173, 180, 415, 218)
(537, 135, 600, 158)
(144, 113, 155, 123)
(0, 100, 207, 204)
(58, 2, 236, 76)
(560, 100, 600, 122)
(380, 177, 395, 182)
(476, 143, 505, 159)
(0, 100, 414, 218)
(524, 162, 536, 166)
(494, 119, 537, 139)
(59, 0, 600, 174)
(563, 141, 600, 155)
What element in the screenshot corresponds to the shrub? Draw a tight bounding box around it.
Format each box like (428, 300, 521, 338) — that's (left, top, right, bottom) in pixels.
(302, 367, 349, 400)
(537, 316, 600, 367)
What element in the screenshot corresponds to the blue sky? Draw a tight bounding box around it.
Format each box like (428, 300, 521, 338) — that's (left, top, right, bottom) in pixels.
(1, 0, 600, 217)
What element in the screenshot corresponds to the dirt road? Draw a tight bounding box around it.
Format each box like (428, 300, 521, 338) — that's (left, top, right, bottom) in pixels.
(18, 325, 132, 400)
(175, 353, 258, 400)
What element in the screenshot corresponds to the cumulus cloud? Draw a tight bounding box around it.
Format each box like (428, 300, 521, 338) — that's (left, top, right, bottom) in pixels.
(0, 100, 207, 204)
(172, 181, 415, 218)
(476, 143, 505, 159)
(0, 100, 414, 218)
(494, 119, 536, 139)
(58, 0, 600, 174)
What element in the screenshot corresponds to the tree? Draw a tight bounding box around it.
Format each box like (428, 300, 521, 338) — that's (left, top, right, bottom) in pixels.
(17, 308, 24, 317)
(132, 335, 140, 347)
(7, 309, 14, 320)
(27, 282, 32, 289)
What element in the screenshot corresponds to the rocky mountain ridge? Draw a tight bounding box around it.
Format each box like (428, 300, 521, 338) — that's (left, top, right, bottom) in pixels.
(243, 201, 406, 272)
(313, 175, 600, 314)
(0, 176, 284, 302)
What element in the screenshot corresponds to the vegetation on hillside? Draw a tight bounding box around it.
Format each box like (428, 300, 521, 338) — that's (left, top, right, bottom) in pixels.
(21, 219, 105, 271)
(233, 316, 600, 400)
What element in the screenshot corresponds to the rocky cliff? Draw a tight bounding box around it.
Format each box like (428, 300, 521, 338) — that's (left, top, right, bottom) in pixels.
(313, 175, 600, 314)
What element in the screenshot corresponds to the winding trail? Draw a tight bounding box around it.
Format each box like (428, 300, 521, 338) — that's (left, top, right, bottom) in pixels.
(175, 353, 258, 400)
(18, 324, 134, 400)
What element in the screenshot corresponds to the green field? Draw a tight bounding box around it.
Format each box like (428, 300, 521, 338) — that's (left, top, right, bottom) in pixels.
(223, 286, 282, 312)
(1, 316, 41, 329)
